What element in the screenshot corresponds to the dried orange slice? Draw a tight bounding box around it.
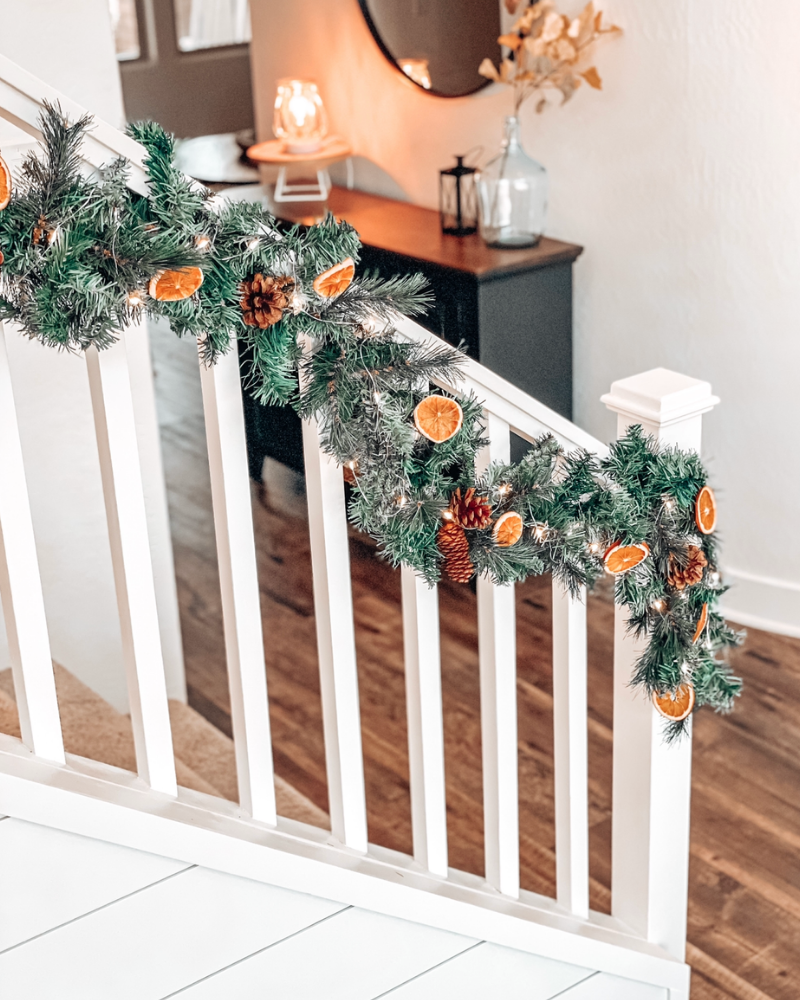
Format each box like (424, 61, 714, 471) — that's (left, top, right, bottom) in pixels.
(493, 511, 523, 548)
(148, 267, 204, 301)
(603, 541, 650, 575)
(695, 485, 717, 534)
(0, 152, 11, 210)
(413, 395, 463, 443)
(313, 257, 355, 298)
(692, 602, 709, 644)
(652, 683, 695, 721)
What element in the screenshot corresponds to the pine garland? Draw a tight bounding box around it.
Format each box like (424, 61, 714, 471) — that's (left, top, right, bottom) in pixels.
(0, 106, 743, 739)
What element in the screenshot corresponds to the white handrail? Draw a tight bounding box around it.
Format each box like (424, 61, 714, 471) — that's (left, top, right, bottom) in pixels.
(0, 54, 148, 195)
(395, 316, 608, 458)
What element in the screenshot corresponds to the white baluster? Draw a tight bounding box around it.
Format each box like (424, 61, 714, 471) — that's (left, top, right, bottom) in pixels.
(401, 565, 448, 876)
(303, 416, 367, 851)
(198, 342, 276, 824)
(602, 368, 719, 960)
(552, 581, 589, 918)
(0, 323, 64, 763)
(85, 331, 177, 795)
(476, 410, 519, 898)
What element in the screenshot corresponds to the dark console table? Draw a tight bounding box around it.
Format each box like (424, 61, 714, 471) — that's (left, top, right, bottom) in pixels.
(241, 187, 583, 478)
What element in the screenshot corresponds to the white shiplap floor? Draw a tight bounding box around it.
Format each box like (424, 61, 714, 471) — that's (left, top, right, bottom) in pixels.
(0, 816, 667, 999)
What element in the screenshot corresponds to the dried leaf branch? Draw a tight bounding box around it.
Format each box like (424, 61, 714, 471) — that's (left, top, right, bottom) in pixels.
(479, 0, 621, 114)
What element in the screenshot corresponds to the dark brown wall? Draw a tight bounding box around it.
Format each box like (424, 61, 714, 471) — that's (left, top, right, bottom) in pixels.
(118, 0, 254, 137)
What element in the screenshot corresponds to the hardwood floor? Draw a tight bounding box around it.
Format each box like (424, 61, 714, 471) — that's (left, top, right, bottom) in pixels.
(150, 321, 800, 1000)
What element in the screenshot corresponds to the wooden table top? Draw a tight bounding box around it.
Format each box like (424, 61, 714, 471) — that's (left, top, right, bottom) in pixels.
(247, 136, 352, 166)
(326, 187, 583, 279)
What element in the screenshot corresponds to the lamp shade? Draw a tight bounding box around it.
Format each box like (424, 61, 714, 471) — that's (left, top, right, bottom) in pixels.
(273, 79, 328, 154)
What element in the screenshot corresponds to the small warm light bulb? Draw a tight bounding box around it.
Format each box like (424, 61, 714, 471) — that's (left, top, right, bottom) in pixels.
(373, 391, 382, 403)
(291, 291, 306, 315)
(497, 483, 511, 496)
(195, 234, 211, 250)
(273, 79, 328, 154)
(663, 497, 676, 511)
(533, 524, 546, 542)
(395, 495, 408, 508)
(588, 541, 601, 554)
(247, 237, 260, 251)
(650, 598, 667, 613)
(442, 510, 454, 521)
(127, 291, 143, 308)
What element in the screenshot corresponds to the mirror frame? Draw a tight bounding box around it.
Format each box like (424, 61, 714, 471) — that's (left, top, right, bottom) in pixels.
(357, 0, 493, 99)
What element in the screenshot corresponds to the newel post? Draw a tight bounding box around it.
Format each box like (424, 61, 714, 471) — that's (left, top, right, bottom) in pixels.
(601, 368, 719, 961)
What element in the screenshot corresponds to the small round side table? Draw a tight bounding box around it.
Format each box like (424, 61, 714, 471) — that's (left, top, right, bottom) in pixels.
(246, 136, 352, 205)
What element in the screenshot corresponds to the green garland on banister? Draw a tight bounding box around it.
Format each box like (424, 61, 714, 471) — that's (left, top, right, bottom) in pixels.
(0, 105, 742, 739)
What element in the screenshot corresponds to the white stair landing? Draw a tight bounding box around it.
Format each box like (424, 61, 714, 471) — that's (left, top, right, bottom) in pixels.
(0, 817, 667, 999)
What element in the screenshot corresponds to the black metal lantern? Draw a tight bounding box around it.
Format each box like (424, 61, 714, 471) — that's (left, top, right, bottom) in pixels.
(439, 156, 478, 236)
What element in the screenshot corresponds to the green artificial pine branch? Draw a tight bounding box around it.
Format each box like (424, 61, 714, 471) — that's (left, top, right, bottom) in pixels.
(0, 109, 745, 740)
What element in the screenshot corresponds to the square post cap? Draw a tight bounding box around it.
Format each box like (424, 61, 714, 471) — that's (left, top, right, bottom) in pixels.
(601, 367, 719, 429)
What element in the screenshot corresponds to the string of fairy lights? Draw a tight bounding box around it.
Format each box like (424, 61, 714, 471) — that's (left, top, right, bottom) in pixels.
(0, 105, 743, 740)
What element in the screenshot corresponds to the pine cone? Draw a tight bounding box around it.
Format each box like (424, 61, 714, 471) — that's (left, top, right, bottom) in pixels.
(450, 487, 492, 529)
(33, 215, 53, 246)
(240, 274, 293, 329)
(343, 459, 360, 485)
(668, 545, 708, 590)
(438, 521, 474, 583)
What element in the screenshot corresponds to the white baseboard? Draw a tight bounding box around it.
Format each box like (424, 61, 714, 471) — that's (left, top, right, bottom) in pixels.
(720, 567, 800, 639)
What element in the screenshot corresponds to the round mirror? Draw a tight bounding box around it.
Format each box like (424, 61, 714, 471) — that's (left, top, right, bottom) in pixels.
(358, 0, 501, 98)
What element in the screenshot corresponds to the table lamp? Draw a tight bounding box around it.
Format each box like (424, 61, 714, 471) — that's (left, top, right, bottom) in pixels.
(273, 79, 328, 154)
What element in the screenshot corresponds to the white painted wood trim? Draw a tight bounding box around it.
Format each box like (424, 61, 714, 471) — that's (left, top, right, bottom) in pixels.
(476, 412, 519, 898)
(552, 581, 589, 919)
(198, 342, 276, 824)
(302, 416, 368, 852)
(0, 738, 690, 996)
(401, 566, 448, 876)
(604, 371, 718, 961)
(395, 317, 607, 458)
(85, 337, 177, 796)
(126, 320, 186, 702)
(719, 567, 800, 639)
(0, 54, 148, 194)
(0, 324, 64, 764)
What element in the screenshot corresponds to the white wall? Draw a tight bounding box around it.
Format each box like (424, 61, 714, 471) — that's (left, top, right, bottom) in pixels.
(250, 0, 800, 636)
(0, 0, 186, 708)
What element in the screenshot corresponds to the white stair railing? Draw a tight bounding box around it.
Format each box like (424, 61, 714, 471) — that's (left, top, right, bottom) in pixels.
(603, 370, 719, 961)
(198, 343, 277, 824)
(0, 325, 64, 765)
(476, 411, 520, 899)
(0, 55, 710, 995)
(86, 332, 178, 796)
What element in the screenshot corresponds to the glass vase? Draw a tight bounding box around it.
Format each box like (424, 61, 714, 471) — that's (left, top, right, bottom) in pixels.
(476, 116, 548, 248)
